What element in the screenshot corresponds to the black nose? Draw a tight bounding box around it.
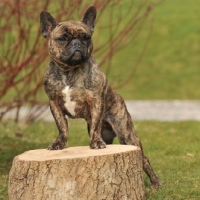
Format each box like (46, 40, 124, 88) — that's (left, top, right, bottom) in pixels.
(71, 39, 81, 49)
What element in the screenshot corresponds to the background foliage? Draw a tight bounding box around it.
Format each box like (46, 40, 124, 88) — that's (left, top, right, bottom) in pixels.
(0, 0, 157, 122)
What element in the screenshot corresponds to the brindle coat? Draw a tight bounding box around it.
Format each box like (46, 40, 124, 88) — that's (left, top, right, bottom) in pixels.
(40, 6, 161, 189)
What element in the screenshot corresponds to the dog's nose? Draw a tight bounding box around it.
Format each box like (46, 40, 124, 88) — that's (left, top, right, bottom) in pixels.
(71, 39, 81, 48)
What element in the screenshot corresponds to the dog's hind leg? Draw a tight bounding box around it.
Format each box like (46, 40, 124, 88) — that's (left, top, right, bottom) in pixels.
(87, 121, 116, 144)
(104, 112, 162, 189)
(101, 121, 116, 144)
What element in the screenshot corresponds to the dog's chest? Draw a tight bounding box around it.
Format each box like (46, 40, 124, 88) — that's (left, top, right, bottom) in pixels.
(62, 86, 76, 116)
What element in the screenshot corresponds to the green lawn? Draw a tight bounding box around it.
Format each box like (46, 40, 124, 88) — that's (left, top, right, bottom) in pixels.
(1, 120, 200, 199)
(103, 0, 200, 100)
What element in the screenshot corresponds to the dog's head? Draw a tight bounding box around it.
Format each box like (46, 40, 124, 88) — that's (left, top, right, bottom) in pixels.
(40, 6, 96, 68)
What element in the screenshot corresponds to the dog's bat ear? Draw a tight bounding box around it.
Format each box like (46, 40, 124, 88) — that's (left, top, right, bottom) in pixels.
(81, 6, 96, 34)
(40, 11, 57, 39)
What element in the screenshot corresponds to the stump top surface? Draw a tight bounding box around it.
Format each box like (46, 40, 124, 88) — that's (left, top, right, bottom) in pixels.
(17, 145, 139, 161)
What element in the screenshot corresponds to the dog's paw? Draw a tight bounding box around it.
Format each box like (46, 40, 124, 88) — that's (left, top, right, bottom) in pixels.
(47, 141, 65, 150)
(90, 139, 106, 149)
(150, 181, 162, 190)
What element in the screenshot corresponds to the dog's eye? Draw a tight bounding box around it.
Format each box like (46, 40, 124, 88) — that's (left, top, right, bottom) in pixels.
(83, 35, 91, 41)
(56, 36, 67, 43)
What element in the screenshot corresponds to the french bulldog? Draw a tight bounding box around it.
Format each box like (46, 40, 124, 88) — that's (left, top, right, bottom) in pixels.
(40, 6, 161, 189)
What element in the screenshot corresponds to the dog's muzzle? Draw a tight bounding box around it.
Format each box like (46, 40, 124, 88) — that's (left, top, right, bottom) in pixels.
(70, 39, 82, 51)
(71, 39, 81, 47)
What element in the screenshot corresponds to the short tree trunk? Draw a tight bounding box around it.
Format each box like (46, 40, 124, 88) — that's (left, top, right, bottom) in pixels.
(8, 145, 146, 200)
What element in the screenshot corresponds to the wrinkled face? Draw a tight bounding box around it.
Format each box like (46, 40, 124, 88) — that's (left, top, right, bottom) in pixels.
(49, 21, 93, 66)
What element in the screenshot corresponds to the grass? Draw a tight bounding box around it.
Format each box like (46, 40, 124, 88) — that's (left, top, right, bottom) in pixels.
(1, 120, 200, 199)
(101, 0, 200, 99)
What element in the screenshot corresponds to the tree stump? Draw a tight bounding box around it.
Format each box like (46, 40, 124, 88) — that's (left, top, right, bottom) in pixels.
(8, 145, 146, 200)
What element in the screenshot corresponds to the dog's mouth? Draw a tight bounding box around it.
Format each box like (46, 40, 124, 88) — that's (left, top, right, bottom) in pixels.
(71, 50, 82, 60)
(57, 37, 90, 67)
(59, 50, 88, 66)
(67, 50, 85, 65)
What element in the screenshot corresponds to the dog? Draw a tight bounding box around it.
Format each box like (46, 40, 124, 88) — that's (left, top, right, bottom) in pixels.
(40, 6, 161, 189)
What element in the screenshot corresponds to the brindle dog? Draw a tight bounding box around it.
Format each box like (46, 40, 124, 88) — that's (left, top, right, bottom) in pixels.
(40, 6, 161, 189)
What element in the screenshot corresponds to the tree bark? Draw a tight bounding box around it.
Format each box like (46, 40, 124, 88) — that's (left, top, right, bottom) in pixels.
(8, 145, 146, 200)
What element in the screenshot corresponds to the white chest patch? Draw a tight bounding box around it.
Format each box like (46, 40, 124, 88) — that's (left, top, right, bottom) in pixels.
(62, 86, 76, 116)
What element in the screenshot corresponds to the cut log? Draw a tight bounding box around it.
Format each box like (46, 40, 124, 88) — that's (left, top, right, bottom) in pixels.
(8, 145, 146, 200)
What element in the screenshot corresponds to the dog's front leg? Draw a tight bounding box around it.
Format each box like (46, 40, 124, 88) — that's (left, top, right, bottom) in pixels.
(89, 98, 106, 149)
(47, 99, 68, 150)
